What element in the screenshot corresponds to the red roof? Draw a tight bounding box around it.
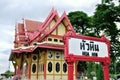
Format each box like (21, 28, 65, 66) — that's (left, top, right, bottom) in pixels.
(24, 19, 42, 32)
(11, 8, 75, 56)
(17, 23, 25, 35)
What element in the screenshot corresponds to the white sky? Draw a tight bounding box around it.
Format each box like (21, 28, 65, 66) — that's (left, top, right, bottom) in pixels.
(0, 0, 104, 73)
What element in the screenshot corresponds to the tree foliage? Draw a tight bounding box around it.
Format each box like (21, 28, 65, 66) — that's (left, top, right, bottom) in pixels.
(68, 0, 120, 77)
(1, 70, 13, 78)
(68, 11, 93, 35)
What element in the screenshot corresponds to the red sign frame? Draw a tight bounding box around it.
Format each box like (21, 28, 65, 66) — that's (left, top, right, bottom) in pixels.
(63, 30, 110, 80)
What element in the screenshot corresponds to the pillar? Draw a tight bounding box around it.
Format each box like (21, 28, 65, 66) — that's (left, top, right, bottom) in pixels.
(26, 55, 31, 80)
(17, 65, 21, 74)
(68, 62, 74, 80)
(27, 63, 31, 79)
(16, 56, 22, 75)
(44, 63, 46, 80)
(12, 61, 17, 75)
(43, 51, 46, 80)
(102, 63, 109, 80)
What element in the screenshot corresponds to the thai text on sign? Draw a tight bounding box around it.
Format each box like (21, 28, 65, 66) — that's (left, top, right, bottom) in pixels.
(68, 38, 108, 57)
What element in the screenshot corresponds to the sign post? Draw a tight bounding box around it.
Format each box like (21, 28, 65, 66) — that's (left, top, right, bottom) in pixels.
(63, 30, 110, 80)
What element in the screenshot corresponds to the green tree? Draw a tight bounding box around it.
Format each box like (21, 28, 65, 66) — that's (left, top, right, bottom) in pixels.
(1, 70, 13, 78)
(93, 1, 120, 74)
(68, 11, 93, 35)
(68, 0, 120, 77)
(96, 63, 104, 80)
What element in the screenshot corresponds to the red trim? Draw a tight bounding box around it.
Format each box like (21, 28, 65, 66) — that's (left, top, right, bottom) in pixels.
(30, 8, 59, 42)
(34, 11, 59, 42)
(11, 43, 64, 54)
(16, 33, 25, 35)
(38, 45, 64, 50)
(62, 12, 75, 32)
(103, 63, 109, 80)
(37, 11, 75, 43)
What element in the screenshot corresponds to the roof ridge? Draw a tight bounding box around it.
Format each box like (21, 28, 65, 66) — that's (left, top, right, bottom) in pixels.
(29, 8, 59, 42)
(37, 12, 75, 42)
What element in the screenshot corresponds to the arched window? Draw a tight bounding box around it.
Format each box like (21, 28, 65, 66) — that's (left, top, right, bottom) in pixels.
(48, 62, 52, 72)
(56, 62, 60, 73)
(32, 64, 36, 73)
(63, 63, 67, 73)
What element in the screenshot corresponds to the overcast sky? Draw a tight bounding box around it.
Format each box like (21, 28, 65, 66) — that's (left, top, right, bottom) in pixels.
(0, 0, 102, 73)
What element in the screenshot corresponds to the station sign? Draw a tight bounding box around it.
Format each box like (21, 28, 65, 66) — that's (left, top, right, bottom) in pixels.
(68, 38, 108, 58)
(63, 31, 110, 80)
(63, 31, 110, 62)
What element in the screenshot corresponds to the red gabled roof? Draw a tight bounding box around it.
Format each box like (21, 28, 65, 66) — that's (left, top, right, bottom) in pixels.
(24, 19, 42, 32)
(11, 9, 75, 56)
(29, 8, 59, 41)
(17, 23, 25, 35)
(14, 23, 25, 44)
(36, 11, 75, 42)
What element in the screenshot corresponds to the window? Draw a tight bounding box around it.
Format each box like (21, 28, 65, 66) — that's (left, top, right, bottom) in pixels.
(63, 63, 67, 73)
(56, 62, 60, 73)
(32, 64, 36, 73)
(33, 55, 37, 60)
(48, 38, 52, 41)
(48, 52, 52, 58)
(60, 40, 63, 43)
(54, 39, 58, 42)
(48, 62, 52, 72)
(56, 53, 60, 59)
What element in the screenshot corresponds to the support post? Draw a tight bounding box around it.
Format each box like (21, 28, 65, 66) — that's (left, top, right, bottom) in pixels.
(43, 51, 46, 80)
(12, 61, 17, 75)
(14, 67, 16, 75)
(17, 65, 21, 74)
(26, 54, 31, 80)
(103, 63, 109, 80)
(68, 62, 74, 80)
(44, 63, 46, 80)
(27, 63, 31, 79)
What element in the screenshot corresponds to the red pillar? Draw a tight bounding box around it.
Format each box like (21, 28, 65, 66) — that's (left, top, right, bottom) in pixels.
(44, 62, 46, 80)
(27, 64, 31, 79)
(68, 62, 74, 80)
(17, 65, 21, 74)
(14, 66, 16, 75)
(103, 63, 109, 80)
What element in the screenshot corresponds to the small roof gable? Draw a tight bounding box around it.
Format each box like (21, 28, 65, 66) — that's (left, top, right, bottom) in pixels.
(29, 8, 59, 41)
(36, 12, 75, 42)
(24, 19, 42, 32)
(17, 23, 25, 35)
